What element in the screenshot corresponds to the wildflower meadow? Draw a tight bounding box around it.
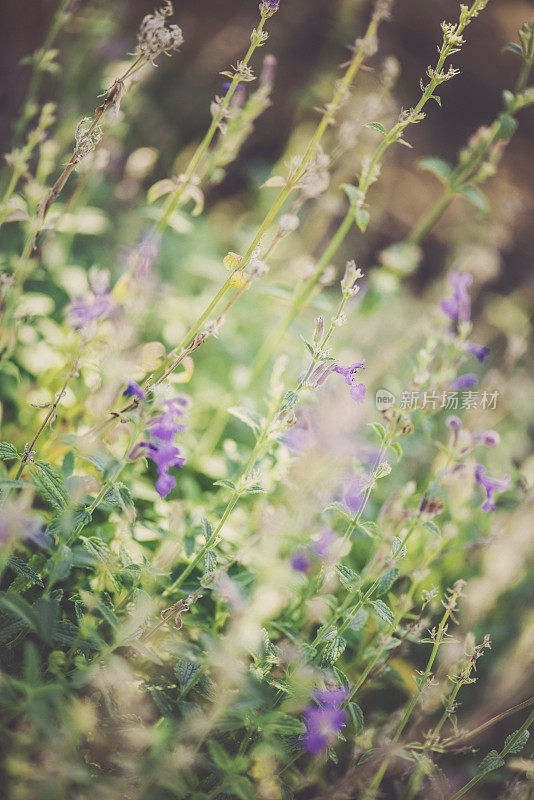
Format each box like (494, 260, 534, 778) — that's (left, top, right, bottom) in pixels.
(1, 0, 534, 798)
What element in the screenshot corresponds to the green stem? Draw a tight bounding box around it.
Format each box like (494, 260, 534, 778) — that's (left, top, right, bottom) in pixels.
(451, 708, 534, 800)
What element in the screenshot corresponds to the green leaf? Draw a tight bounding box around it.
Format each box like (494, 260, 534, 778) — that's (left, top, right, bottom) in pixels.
(201, 517, 213, 542)
(229, 406, 261, 432)
(459, 185, 490, 217)
(174, 658, 201, 690)
(321, 636, 346, 667)
(423, 520, 441, 537)
(376, 568, 399, 597)
(205, 550, 217, 574)
(214, 479, 236, 491)
(418, 157, 452, 184)
(0, 442, 19, 461)
(280, 391, 299, 412)
(29, 461, 69, 510)
(7, 556, 44, 588)
(365, 121, 387, 137)
(348, 702, 364, 734)
(504, 728, 530, 754)
(369, 422, 387, 443)
(335, 565, 360, 591)
(497, 112, 519, 140)
(503, 42, 523, 57)
(476, 749, 505, 775)
(389, 441, 402, 461)
(370, 599, 395, 626)
(354, 207, 370, 233)
(0, 594, 39, 634)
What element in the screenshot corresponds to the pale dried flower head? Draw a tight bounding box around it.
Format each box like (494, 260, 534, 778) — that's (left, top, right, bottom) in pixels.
(137, 2, 184, 64)
(73, 118, 103, 164)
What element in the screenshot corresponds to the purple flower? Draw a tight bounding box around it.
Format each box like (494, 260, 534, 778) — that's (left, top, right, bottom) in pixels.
(465, 343, 490, 363)
(343, 473, 367, 515)
(67, 268, 112, 331)
(314, 687, 349, 707)
(440, 272, 473, 324)
(123, 381, 146, 400)
(475, 465, 511, 512)
(450, 374, 478, 390)
(313, 529, 338, 562)
(131, 395, 189, 498)
(333, 361, 366, 404)
(302, 687, 348, 755)
(474, 430, 500, 447)
(291, 550, 311, 573)
(333, 361, 366, 385)
(446, 415, 462, 430)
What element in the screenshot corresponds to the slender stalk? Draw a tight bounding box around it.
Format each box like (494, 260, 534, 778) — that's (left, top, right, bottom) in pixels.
(451, 707, 534, 800)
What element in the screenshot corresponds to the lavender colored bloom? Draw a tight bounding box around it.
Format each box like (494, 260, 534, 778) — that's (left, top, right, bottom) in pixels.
(313, 529, 338, 561)
(450, 374, 478, 390)
(474, 430, 500, 447)
(446, 415, 462, 430)
(291, 550, 311, 573)
(333, 361, 366, 385)
(132, 395, 189, 498)
(302, 687, 348, 755)
(343, 473, 366, 515)
(67, 267, 112, 330)
(333, 361, 366, 404)
(314, 687, 349, 707)
(465, 343, 490, 363)
(475, 465, 511, 512)
(440, 272, 473, 324)
(123, 381, 146, 400)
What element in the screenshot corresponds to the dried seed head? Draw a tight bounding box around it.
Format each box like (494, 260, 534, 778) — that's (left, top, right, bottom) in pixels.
(137, 2, 184, 64)
(73, 118, 103, 164)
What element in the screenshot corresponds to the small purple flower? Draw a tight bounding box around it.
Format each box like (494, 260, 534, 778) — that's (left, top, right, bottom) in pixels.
(440, 272, 473, 324)
(333, 361, 366, 404)
(450, 374, 478, 390)
(302, 687, 348, 755)
(123, 381, 146, 400)
(333, 361, 366, 385)
(343, 473, 367, 515)
(465, 343, 490, 363)
(314, 687, 349, 707)
(313, 529, 338, 562)
(475, 465, 511, 512)
(131, 395, 189, 499)
(67, 268, 112, 331)
(446, 415, 462, 430)
(474, 430, 500, 447)
(291, 550, 311, 573)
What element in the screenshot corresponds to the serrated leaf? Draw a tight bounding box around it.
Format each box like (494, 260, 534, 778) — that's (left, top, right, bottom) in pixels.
(497, 111, 519, 139)
(376, 568, 399, 597)
(348, 702, 364, 734)
(0, 442, 18, 461)
(365, 121, 387, 137)
(369, 422, 387, 443)
(459, 185, 490, 217)
(348, 607, 368, 633)
(391, 537, 407, 559)
(7, 556, 44, 588)
(321, 636, 346, 667)
(214, 479, 236, 491)
(370, 599, 395, 626)
(201, 517, 213, 542)
(336, 565, 360, 591)
(174, 658, 200, 688)
(228, 406, 261, 432)
(476, 749, 505, 775)
(418, 156, 452, 184)
(205, 550, 217, 574)
(504, 728, 530, 754)
(29, 461, 69, 510)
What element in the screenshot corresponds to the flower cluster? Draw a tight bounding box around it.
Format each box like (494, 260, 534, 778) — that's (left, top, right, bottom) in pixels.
(260, 0, 280, 19)
(302, 687, 348, 754)
(129, 394, 189, 498)
(67, 268, 112, 331)
(137, 2, 184, 64)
